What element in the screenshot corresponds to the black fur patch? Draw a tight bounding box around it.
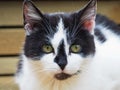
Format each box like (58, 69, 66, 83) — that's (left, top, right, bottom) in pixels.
(24, 12, 96, 59)
(16, 59, 23, 74)
(23, 0, 96, 59)
(24, 15, 60, 59)
(54, 40, 67, 70)
(96, 14, 120, 35)
(62, 12, 95, 57)
(95, 14, 120, 43)
(94, 28, 106, 43)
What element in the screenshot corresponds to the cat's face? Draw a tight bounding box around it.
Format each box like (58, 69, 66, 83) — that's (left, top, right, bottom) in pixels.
(23, 0, 96, 80)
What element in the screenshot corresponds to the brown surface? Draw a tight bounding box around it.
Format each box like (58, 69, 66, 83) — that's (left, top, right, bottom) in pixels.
(0, 76, 19, 90)
(0, 29, 25, 55)
(0, 57, 19, 90)
(0, 57, 18, 74)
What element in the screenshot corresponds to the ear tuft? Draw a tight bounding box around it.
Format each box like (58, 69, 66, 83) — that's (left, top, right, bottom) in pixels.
(23, 0, 42, 22)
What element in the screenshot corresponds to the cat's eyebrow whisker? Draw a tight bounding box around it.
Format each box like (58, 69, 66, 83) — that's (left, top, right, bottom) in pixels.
(37, 22, 50, 35)
(71, 15, 91, 37)
(33, 19, 54, 35)
(43, 19, 55, 35)
(68, 15, 77, 37)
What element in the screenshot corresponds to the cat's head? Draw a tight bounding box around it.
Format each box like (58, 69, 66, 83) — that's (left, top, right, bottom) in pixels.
(23, 0, 96, 80)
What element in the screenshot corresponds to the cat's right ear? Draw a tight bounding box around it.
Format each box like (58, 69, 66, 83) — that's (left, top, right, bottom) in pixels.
(23, 0, 43, 35)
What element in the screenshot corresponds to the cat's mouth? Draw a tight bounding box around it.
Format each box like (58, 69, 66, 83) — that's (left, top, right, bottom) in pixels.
(54, 70, 80, 80)
(54, 73, 71, 80)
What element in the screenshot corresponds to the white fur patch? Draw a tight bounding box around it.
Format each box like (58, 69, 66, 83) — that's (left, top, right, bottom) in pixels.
(51, 18, 66, 54)
(94, 25, 120, 77)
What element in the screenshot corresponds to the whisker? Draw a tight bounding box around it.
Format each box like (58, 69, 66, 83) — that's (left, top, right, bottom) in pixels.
(80, 66, 90, 73)
(43, 18, 55, 36)
(31, 67, 57, 74)
(71, 15, 91, 37)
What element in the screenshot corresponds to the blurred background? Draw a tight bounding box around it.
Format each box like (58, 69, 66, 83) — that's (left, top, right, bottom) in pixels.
(0, 0, 120, 90)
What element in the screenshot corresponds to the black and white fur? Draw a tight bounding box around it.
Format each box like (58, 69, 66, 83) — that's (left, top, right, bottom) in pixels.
(16, 0, 120, 90)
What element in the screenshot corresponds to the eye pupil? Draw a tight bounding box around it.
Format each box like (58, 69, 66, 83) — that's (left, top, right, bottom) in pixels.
(46, 46, 49, 50)
(75, 46, 78, 49)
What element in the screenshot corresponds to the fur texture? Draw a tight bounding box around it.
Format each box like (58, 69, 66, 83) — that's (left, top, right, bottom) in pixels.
(16, 0, 120, 90)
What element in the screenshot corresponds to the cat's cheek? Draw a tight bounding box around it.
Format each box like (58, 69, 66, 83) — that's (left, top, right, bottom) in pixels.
(64, 54, 83, 75)
(40, 54, 61, 73)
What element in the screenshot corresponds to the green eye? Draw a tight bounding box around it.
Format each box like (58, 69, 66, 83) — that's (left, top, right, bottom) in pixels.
(70, 45, 81, 53)
(42, 45, 53, 53)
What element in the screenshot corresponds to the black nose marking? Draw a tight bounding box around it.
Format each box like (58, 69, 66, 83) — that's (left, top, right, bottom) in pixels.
(54, 40, 67, 70)
(54, 55, 67, 70)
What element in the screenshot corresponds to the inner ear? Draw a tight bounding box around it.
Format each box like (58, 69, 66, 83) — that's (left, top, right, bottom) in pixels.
(83, 19, 95, 33)
(77, 0, 97, 33)
(23, 0, 43, 22)
(23, 0, 44, 35)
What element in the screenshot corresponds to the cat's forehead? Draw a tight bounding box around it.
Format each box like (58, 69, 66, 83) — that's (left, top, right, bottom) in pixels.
(51, 18, 67, 47)
(44, 13, 75, 28)
(42, 13, 85, 48)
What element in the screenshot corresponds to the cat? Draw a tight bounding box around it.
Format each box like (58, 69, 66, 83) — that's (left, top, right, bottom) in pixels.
(15, 0, 120, 90)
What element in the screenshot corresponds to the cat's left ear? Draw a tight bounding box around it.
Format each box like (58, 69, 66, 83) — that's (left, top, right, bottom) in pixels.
(78, 0, 97, 34)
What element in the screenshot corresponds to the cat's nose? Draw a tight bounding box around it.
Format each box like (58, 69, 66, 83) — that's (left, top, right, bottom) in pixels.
(54, 56, 67, 70)
(57, 60, 67, 70)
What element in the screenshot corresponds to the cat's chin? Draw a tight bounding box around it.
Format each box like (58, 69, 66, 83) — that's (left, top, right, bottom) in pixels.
(54, 70, 81, 80)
